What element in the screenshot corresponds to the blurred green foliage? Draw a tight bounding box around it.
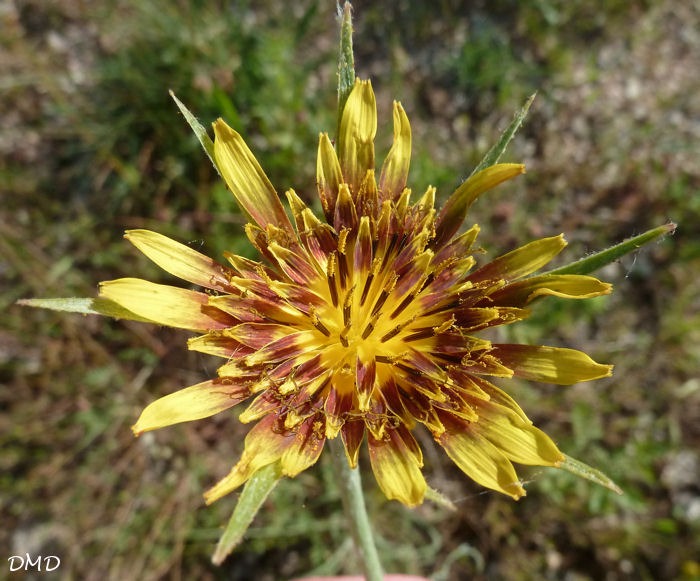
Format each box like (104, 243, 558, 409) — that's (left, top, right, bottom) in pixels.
(2, 0, 698, 580)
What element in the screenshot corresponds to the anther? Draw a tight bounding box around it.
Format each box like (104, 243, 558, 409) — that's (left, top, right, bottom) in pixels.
(342, 285, 355, 327)
(403, 328, 433, 342)
(337, 251, 349, 289)
(371, 291, 388, 317)
(433, 315, 455, 334)
(359, 273, 374, 306)
(380, 316, 416, 343)
(380, 326, 401, 343)
(390, 293, 415, 319)
(370, 273, 397, 317)
(375, 351, 407, 365)
(381, 233, 399, 269)
(337, 228, 349, 255)
(424, 299, 460, 317)
(314, 320, 331, 336)
(432, 352, 462, 364)
(327, 253, 339, 307)
(309, 308, 331, 337)
(419, 272, 435, 293)
(396, 363, 422, 377)
(361, 312, 381, 340)
(255, 265, 274, 286)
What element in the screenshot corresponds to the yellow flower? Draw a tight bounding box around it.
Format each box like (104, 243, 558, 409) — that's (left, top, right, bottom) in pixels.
(100, 79, 613, 507)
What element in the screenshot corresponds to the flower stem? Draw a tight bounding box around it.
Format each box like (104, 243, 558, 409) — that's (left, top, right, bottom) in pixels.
(330, 438, 384, 581)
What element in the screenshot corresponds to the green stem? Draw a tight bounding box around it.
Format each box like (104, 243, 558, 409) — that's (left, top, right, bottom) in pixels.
(330, 438, 383, 581)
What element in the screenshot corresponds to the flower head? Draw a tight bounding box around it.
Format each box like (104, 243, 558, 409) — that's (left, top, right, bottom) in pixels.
(100, 79, 612, 506)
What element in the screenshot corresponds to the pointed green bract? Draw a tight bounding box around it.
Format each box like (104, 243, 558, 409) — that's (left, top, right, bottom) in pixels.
(337, 1, 356, 136)
(211, 462, 283, 565)
(424, 486, 457, 511)
(471, 93, 535, 177)
(170, 90, 220, 175)
(559, 454, 623, 495)
(16, 297, 154, 323)
(545, 223, 677, 276)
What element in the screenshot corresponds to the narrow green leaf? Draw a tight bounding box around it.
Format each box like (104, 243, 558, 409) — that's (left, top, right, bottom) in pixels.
(170, 90, 220, 176)
(545, 222, 676, 276)
(211, 462, 283, 566)
(470, 93, 535, 177)
(559, 454, 623, 495)
(16, 297, 154, 323)
(336, 1, 355, 137)
(425, 486, 457, 511)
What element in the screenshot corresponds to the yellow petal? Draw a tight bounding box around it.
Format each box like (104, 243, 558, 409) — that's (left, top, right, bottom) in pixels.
(285, 188, 309, 231)
(268, 242, 319, 285)
(368, 428, 426, 507)
(224, 323, 293, 349)
(432, 223, 481, 265)
(124, 229, 232, 292)
(415, 186, 435, 213)
(479, 405, 564, 466)
(464, 353, 514, 378)
(280, 417, 325, 477)
(204, 415, 292, 504)
(340, 420, 365, 469)
(356, 169, 379, 217)
(463, 374, 531, 424)
(238, 392, 279, 424)
(379, 101, 411, 201)
(469, 235, 567, 283)
(213, 118, 294, 233)
(491, 274, 612, 306)
(437, 422, 526, 499)
(132, 379, 248, 435)
(333, 183, 359, 231)
(434, 163, 525, 247)
(316, 132, 343, 220)
(491, 344, 613, 385)
(243, 330, 319, 367)
(187, 332, 251, 359)
(99, 278, 233, 331)
(338, 79, 377, 193)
